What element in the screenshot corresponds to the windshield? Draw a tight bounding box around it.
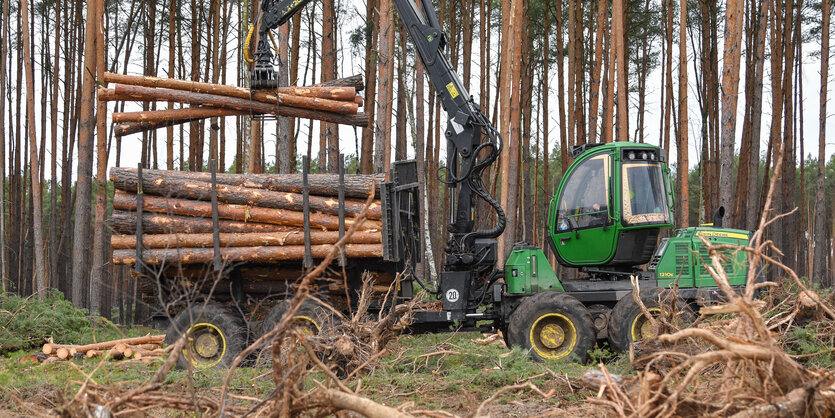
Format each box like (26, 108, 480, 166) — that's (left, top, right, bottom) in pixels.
(621, 162, 670, 225)
(556, 153, 611, 231)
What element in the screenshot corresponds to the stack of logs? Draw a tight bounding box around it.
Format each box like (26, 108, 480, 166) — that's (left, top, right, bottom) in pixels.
(110, 168, 385, 266)
(40, 334, 167, 364)
(98, 73, 367, 137)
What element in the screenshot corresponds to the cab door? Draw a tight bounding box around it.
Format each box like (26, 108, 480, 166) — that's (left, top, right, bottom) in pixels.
(549, 151, 618, 266)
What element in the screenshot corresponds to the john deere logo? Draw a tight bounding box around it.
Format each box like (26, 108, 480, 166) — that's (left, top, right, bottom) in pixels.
(446, 289, 459, 303)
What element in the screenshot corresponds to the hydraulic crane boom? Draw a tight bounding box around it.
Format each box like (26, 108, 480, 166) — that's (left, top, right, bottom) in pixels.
(251, 0, 506, 313)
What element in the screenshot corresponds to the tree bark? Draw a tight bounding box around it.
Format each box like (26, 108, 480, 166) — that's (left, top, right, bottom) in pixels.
(111, 167, 381, 197)
(111, 191, 383, 230)
(113, 244, 384, 265)
(814, 0, 830, 286)
(373, 0, 394, 174)
(103, 72, 357, 101)
(90, 0, 108, 316)
(111, 85, 366, 125)
(588, 0, 606, 143)
(111, 230, 381, 249)
(677, 0, 690, 227)
(21, 0, 46, 300)
(71, 0, 99, 307)
(718, 0, 745, 224)
(113, 107, 247, 123)
(110, 211, 295, 234)
(109, 172, 382, 219)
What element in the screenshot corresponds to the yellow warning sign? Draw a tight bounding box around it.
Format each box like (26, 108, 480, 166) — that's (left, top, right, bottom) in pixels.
(446, 82, 459, 99)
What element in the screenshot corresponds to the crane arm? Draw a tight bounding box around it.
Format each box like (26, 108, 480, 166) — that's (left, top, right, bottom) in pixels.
(250, 0, 506, 281)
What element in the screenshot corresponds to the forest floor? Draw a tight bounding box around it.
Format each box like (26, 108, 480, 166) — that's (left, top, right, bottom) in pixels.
(0, 329, 626, 416)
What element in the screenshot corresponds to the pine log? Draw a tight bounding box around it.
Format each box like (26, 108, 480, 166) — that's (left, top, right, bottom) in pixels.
(316, 74, 365, 91)
(104, 73, 358, 114)
(113, 107, 247, 123)
(42, 335, 164, 355)
(354, 96, 364, 106)
(102, 72, 357, 101)
(109, 172, 382, 219)
(111, 192, 382, 230)
(113, 84, 368, 127)
(97, 87, 135, 102)
(111, 167, 381, 198)
(111, 230, 382, 249)
(86, 348, 124, 359)
(112, 244, 384, 265)
(56, 347, 70, 360)
(111, 210, 295, 234)
(115, 119, 210, 137)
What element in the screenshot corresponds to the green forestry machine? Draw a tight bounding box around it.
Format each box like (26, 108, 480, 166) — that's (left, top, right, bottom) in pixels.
(158, 0, 751, 367)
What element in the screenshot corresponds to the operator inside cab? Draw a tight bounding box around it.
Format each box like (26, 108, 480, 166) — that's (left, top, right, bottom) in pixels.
(557, 153, 611, 231)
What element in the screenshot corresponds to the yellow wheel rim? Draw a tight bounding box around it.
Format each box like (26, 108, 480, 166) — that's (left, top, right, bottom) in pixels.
(529, 313, 577, 360)
(630, 308, 662, 341)
(292, 315, 320, 335)
(183, 322, 227, 369)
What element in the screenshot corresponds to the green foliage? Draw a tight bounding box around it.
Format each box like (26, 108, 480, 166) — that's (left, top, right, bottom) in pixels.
(784, 323, 835, 369)
(0, 291, 92, 353)
(0, 291, 146, 354)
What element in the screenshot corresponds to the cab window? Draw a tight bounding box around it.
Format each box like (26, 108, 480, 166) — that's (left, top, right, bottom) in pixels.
(556, 153, 611, 231)
(621, 162, 670, 225)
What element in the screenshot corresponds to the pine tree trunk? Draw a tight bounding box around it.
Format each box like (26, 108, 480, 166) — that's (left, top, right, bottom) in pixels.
(71, 0, 99, 307)
(718, 0, 744, 224)
(90, 0, 108, 316)
(360, 0, 377, 174)
(677, 0, 689, 227)
(21, 0, 46, 300)
(813, 0, 830, 285)
(374, 0, 393, 175)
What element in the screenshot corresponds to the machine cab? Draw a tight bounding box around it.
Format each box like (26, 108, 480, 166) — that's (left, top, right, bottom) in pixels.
(547, 143, 674, 268)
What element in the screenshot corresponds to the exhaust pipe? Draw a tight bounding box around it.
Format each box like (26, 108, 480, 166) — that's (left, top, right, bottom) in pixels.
(713, 206, 725, 228)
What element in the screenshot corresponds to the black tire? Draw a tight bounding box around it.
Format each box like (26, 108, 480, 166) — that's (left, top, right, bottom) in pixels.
(507, 292, 596, 362)
(165, 304, 246, 370)
(607, 289, 694, 352)
(260, 299, 334, 338)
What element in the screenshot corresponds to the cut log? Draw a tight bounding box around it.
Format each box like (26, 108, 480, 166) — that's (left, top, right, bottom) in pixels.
(113, 84, 368, 127)
(112, 192, 382, 231)
(112, 244, 384, 265)
(97, 87, 136, 102)
(42, 334, 164, 355)
(102, 72, 357, 101)
(110, 211, 295, 234)
(316, 74, 365, 91)
(111, 230, 382, 249)
(56, 347, 70, 360)
(113, 107, 247, 123)
(109, 173, 383, 219)
(86, 348, 124, 359)
(111, 167, 381, 198)
(115, 118, 211, 137)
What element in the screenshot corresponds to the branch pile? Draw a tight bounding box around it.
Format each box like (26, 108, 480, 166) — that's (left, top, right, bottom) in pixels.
(109, 167, 386, 265)
(589, 162, 835, 417)
(98, 73, 368, 137)
(39, 334, 167, 364)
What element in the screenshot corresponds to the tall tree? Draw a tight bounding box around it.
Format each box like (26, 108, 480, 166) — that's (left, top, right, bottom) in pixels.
(21, 0, 45, 299)
(718, 0, 745, 223)
(677, 0, 689, 228)
(72, 0, 100, 307)
(360, 0, 378, 174)
(613, 0, 627, 142)
(91, 0, 108, 316)
(588, 0, 606, 143)
(373, 0, 394, 175)
(321, 0, 338, 172)
(814, 0, 831, 285)
(0, 0, 8, 293)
